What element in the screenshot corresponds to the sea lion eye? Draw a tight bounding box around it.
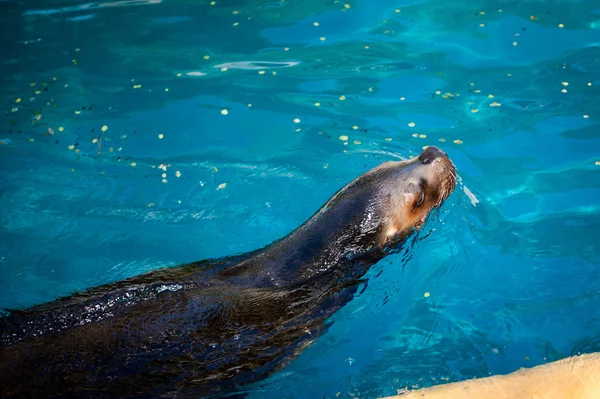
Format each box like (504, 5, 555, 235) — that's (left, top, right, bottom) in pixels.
(416, 191, 425, 207)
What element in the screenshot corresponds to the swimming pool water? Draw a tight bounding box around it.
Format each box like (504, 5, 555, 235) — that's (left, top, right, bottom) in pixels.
(1, 0, 599, 397)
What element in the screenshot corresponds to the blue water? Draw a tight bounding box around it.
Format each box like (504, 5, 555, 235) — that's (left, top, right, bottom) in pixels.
(1, 0, 600, 397)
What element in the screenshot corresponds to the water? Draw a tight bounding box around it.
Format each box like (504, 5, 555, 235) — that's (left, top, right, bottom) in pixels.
(1, 0, 599, 397)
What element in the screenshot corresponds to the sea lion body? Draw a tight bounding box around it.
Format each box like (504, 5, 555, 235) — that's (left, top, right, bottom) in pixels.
(0, 146, 456, 398)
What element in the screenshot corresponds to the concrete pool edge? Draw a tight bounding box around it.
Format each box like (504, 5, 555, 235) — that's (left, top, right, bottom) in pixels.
(381, 352, 600, 399)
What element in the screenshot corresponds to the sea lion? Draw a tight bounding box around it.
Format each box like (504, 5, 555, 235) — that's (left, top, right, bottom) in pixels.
(0, 146, 456, 398)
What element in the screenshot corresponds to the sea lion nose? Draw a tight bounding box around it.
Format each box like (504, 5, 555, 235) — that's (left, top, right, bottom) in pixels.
(419, 146, 447, 164)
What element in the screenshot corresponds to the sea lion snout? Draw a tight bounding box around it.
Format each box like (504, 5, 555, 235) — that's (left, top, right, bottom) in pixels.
(418, 146, 448, 165)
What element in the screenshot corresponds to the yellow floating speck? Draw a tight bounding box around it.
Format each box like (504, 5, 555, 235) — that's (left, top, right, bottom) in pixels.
(435, 90, 441, 95)
(133, 84, 142, 89)
(272, 71, 277, 76)
(218, 183, 227, 189)
(293, 118, 301, 123)
(439, 138, 447, 142)
(35, 90, 41, 95)
(258, 70, 265, 75)
(58, 126, 64, 131)
(165, 88, 169, 92)
(158, 133, 164, 139)
(490, 102, 502, 107)
(313, 22, 319, 27)
(162, 173, 167, 178)
(561, 89, 567, 93)
(583, 115, 589, 119)
(92, 138, 98, 144)
(232, 10, 239, 14)
(479, 23, 485, 27)
(320, 37, 326, 41)
(30, 83, 36, 87)
(233, 22, 239, 26)
(368, 87, 374, 92)
(28, 138, 35, 142)
(474, 89, 481, 93)
(15, 98, 21, 103)
(395, 9, 401, 13)
(339, 95, 346, 100)
(408, 122, 416, 127)
(352, 125, 358, 130)
(220, 67, 228, 72)
(203, 55, 210, 60)
(71, 168, 75, 173)
(424, 292, 431, 298)
(295, 128, 302, 132)
(101, 125, 108, 132)
(131, 162, 137, 167)
(595, 161, 600, 166)
(530, 15, 538, 21)
(471, 109, 479, 113)
(364, 45, 369, 49)
(314, 102, 321, 107)
(323, 164, 329, 169)
(561, 81, 569, 86)
(11, 107, 18, 112)
(558, 23, 564, 28)
(479, 11, 485, 15)
(75, 110, 81, 115)
(400, 97, 406, 101)
(68, 144, 75, 150)
(177, 73, 182, 77)
(212, 166, 218, 173)
(147, 203, 155, 207)
(353, 140, 361, 144)
(488, 94, 494, 98)
(412, 133, 418, 137)
(109, 147, 114, 153)
(344, 4, 351, 9)
(221, 109, 229, 115)
(175, 171, 181, 177)
(162, 179, 168, 183)
(454, 139, 463, 144)
(284, 47, 289, 51)
(588, 82, 592, 86)
(512, 41, 518, 46)
(385, 137, 392, 141)
(419, 134, 426, 138)
(339, 135, 349, 141)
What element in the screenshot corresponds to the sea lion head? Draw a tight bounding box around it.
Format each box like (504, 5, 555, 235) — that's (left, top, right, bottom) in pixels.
(372, 145, 457, 246)
(316, 145, 457, 252)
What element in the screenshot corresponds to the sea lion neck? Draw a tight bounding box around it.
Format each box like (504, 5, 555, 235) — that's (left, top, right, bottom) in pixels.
(217, 182, 391, 288)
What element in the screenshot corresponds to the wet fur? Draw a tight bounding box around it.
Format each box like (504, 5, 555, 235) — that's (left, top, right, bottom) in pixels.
(0, 147, 455, 398)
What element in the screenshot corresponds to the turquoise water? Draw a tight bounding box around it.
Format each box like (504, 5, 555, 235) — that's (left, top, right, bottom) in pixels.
(1, 0, 600, 397)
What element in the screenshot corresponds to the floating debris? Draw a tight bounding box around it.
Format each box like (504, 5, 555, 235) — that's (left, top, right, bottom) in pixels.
(217, 183, 227, 189)
(221, 109, 228, 115)
(424, 292, 431, 298)
(339, 135, 348, 141)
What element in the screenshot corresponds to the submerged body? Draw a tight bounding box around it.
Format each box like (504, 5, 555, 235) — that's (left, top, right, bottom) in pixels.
(0, 146, 456, 398)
